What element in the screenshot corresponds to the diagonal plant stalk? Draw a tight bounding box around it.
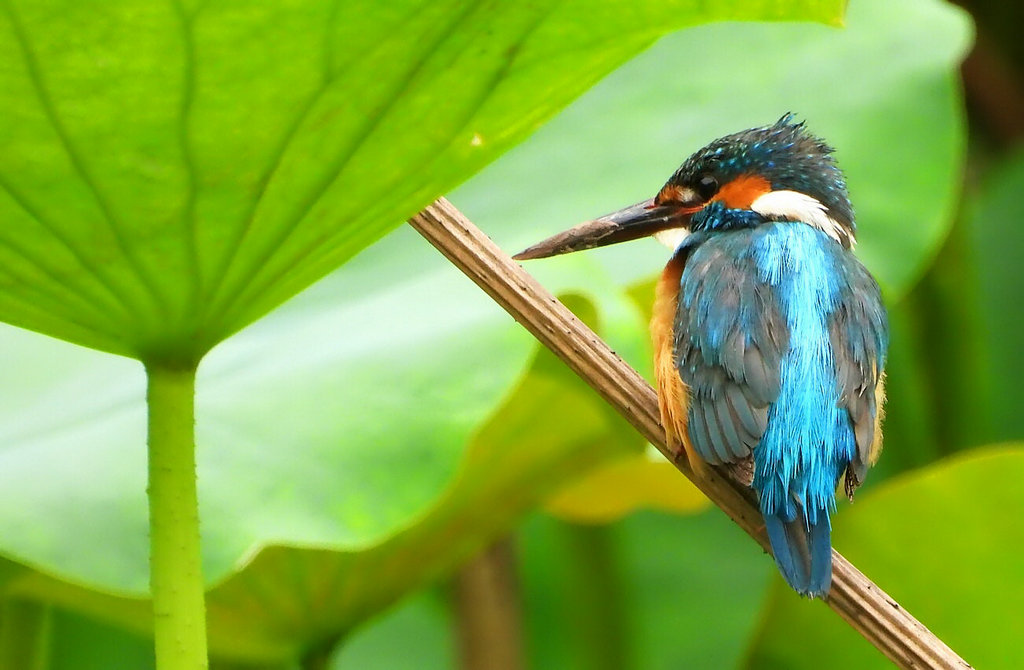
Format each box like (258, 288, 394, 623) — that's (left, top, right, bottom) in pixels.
(409, 198, 973, 670)
(146, 363, 208, 669)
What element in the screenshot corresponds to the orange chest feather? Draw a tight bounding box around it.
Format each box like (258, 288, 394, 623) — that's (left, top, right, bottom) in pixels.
(652, 255, 693, 462)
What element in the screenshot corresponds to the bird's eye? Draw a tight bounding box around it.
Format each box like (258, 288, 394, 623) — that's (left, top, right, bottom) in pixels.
(697, 174, 719, 200)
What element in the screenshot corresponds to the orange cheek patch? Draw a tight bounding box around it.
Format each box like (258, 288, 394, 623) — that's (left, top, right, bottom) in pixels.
(713, 174, 772, 209)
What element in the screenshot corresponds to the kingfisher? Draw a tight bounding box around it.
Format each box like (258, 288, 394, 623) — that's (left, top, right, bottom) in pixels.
(514, 115, 888, 598)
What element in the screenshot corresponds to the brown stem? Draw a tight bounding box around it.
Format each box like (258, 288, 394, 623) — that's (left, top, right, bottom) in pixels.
(961, 32, 1024, 146)
(452, 538, 524, 670)
(409, 197, 972, 670)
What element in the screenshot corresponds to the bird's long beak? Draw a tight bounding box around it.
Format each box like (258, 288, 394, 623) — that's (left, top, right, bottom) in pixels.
(513, 198, 694, 261)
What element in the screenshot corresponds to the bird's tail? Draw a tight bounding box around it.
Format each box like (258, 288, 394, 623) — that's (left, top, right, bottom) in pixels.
(763, 506, 832, 598)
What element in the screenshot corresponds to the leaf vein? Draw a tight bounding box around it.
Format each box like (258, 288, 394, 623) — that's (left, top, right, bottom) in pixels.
(172, 0, 202, 321)
(0, 166, 133, 330)
(215, 0, 553, 330)
(209, 0, 482, 330)
(2, 0, 168, 329)
(198, 0, 443, 328)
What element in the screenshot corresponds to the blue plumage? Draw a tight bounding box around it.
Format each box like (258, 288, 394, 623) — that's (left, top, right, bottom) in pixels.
(752, 224, 854, 596)
(753, 224, 851, 521)
(667, 117, 889, 597)
(514, 116, 889, 599)
(675, 220, 886, 598)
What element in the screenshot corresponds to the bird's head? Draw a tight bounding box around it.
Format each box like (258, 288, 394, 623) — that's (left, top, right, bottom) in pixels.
(514, 115, 855, 261)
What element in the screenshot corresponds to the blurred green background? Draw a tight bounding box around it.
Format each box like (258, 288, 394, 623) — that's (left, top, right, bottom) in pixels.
(0, 0, 1022, 667)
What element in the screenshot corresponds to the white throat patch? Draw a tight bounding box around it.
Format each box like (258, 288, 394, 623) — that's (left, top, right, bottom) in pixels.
(750, 190, 853, 247)
(654, 227, 690, 251)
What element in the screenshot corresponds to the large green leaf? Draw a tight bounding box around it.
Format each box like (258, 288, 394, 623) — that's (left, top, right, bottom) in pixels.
(453, 0, 971, 300)
(0, 0, 971, 662)
(746, 447, 1024, 669)
(0, 223, 648, 661)
(0, 0, 841, 361)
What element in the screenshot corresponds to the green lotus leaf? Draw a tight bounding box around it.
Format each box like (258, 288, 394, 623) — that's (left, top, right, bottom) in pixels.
(0, 0, 976, 663)
(0, 223, 647, 662)
(0, 0, 841, 361)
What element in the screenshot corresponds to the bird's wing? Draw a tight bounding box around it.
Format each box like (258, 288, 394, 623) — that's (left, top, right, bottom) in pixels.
(828, 257, 889, 494)
(674, 235, 789, 466)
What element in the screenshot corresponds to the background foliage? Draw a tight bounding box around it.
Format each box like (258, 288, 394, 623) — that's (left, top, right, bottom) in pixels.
(0, 0, 1020, 667)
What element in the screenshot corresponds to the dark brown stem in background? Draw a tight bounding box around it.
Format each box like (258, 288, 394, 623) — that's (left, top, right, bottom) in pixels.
(452, 538, 524, 670)
(409, 198, 972, 670)
(961, 31, 1024, 145)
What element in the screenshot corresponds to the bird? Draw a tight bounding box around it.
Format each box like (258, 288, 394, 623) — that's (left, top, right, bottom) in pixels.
(514, 115, 889, 598)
